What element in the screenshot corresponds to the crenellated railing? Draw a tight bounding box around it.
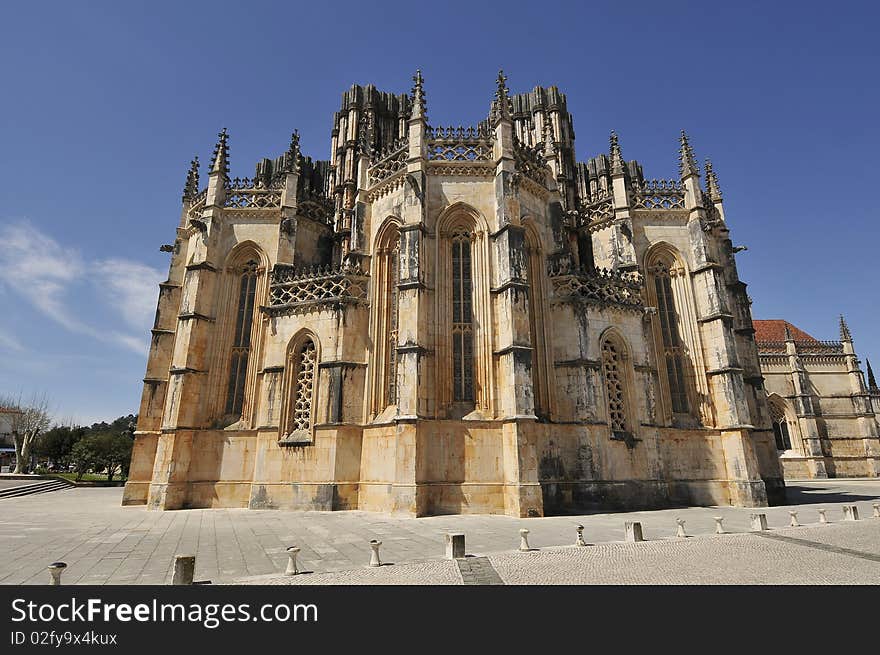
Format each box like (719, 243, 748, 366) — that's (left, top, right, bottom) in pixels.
(577, 194, 614, 228)
(187, 188, 208, 217)
(368, 141, 408, 186)
(513, 138, 548, 184)
(224, 177, 283, 209)
(548, 262, 644, 311)
(631, 179, 685, 210)
(756, 340, 844, 355)
(427, 124, 493, 162)
(267, 262, 369, 314)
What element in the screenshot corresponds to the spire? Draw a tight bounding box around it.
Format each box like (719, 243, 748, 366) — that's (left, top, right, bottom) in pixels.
(783, 322, 794, 341)
(839, 314, 852, 342)
(210, 128, 229, 177)
(705, 159, 722, 202)
(182, 156, 200, 202)
(610, 131, 625, 176)
(491, 69, 511, 122)
(867, 358, 878, 391)
(411, 69, 427, 120)
(284, 130, 301, 173)
(679, 130, 699, 179)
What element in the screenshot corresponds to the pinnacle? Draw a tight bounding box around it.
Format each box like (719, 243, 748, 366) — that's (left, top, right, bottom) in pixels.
(610, 130, 625, 175)
(679, 130, 699, 179)
(411, 69, 427, 120)
(182, 156, 200, 202)
(284, 130, 301, 173)
(210, 127, 230, 176)
(839, 314, 852, 342)
(491, 69, 511, 122)
(705, 159, 722, 201)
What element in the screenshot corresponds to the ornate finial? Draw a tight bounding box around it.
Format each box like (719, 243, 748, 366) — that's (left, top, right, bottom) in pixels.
(411, 69, 427, 120)
(210, 127, 229, 177)
(679, 130, 699, 178)
(284, 130, 301, 173)
(783, 322, 794, 341)
(610, 131, 625, 175)
(705, 159, 722, 202)
(839, 314, 852, 342)
(866, 358, 878, 391)
(182, 156, 200, 202)
(491, 69, 511, 122)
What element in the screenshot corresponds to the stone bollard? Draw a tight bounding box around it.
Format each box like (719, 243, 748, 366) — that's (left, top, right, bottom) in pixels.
(842, 505, 860, 521)
(445, 533, 465, 559)
(48, 562, 67, 586)
(285, 547, 300, 576)
(675, 518, 687, 538)
(713, 517, 725, 534)
(624, 521, 644, 543)
(172, 555, 195, 585)
(369, 540, 382, 567)
(789, 511, 800, 527)
(519, 529, 531, 552)
(750, 513, 768, 532)
(872, 503, 879, 518)
(818, 508, 828, 524)
(575, 525, 587, 547)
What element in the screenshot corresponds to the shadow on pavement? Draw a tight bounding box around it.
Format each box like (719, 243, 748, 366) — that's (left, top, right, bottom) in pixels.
(784, 484, 880, 505)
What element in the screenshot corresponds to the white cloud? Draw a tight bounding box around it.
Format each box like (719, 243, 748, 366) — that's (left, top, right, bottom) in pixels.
(0, 330, 25, 352)
(93, 258, 160, 330)
(0, 219, 162, 355)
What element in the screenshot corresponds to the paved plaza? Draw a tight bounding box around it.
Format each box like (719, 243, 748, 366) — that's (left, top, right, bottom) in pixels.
(0, 480, 878, 585)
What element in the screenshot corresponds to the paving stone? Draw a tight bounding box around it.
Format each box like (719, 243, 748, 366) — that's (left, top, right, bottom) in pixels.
(2, 482, 879, 585)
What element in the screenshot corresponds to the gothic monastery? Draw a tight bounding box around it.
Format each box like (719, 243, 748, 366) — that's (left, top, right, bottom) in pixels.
(124, 72, 880, 516)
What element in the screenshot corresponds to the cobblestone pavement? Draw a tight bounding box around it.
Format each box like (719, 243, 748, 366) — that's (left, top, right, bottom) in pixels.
(1, 480, 878, 585)
(250, 522, 880, 585)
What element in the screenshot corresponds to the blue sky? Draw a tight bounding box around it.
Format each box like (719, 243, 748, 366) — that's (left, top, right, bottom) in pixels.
(1, 1, 877, 424)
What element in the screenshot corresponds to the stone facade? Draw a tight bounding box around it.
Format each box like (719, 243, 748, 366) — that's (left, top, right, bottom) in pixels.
(754, 318, 880, 479)
(124, 72, 789, 517)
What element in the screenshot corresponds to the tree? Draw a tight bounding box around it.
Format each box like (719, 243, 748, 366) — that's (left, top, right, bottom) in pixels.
(67, 422, 135, 481)
(101, 432, 133, 481)
(70, 435, 101, 481)
(34, 425, 85, 469)
(1, 393, 52, 474)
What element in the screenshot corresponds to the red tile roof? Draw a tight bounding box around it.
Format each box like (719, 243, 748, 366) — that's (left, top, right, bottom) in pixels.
(752, 319, 819, 343)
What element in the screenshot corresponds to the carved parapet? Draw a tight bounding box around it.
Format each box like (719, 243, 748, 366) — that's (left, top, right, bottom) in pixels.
(367, 140, 408, 187)
(223, 177, 283, 209)
(426, 125, 494, 162)
(575, 193, 614, 230)
(296, 194, 334, 223)
(631, 179, 685, 210)
(186, 189, 208, 218)
(548, 262, 644, 312)
(756, 340, 844, 355)
(513, 137, 549, 185)
(265, 262, 369, 316)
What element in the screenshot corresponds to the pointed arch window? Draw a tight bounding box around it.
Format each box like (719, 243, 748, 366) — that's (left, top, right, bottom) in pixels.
(290, 339, 317, 435)
(601, 337, 631, 437)
(225, 259, 259, 417)
(651, 260, 690, 414)
(384, 236, 400, 407)
(524, 230, 549, 418)
(280, 336, 319, 444)
(451, 229, 475, 402)
(768, 399, 793, 451)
